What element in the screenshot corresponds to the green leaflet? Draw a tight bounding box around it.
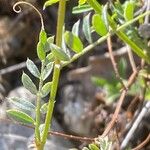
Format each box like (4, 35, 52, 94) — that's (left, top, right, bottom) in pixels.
(7, 109, 35, 124)
(26, 58, 40, 78)
(92, 14, 108, 36)
(79, 0, 87, 5)
(42, 62, 53, 81)
(50, 43, 70, 61)
(22, 72, 37, 95)
(89, 144, 99, 150)
(64, 31, 83, 53)
(44, 36, 55, 52)
(8, 97, 35, 112)
(124, 1, 135, 21)
(37, 42, 46, 61)
(41, 82, 52, 97)
(47, 36, 55, 44)
(83, 13, 92, 43)
(46, 53, 55, 62)
(102, 4, 109, 30)
(72, 20, 80, 36)
(39, 29, 47, 45)
(72, 4, 93, 14)
(44, 0, 59, 9)
(40, 103, 48, 114)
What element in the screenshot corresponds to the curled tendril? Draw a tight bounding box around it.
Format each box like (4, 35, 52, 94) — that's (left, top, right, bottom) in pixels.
(13, 1, 44, 30)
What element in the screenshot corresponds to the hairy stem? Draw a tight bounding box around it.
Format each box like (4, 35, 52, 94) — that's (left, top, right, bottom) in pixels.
(35, 62, 44, 146)
(40, 0, 66, 149)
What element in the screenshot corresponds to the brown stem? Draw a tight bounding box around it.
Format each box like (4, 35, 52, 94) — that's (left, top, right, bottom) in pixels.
(132, 134, 150, 150)
(102, 69, 139, 137)
(107, 36, 127, 90)
(0, 118, 95, 142)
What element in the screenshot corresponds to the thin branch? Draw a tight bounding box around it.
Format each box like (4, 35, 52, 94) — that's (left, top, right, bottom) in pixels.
(132, 134, 150, 150)
(102, 69, 139, 137)
(102, 90, 127, 137)
(126, 95, 139, 119)
(0, 118, 95, 142)
(48, 131, 94, 142)
(126, 45, 137, 72)
(107, 36, 127, 90)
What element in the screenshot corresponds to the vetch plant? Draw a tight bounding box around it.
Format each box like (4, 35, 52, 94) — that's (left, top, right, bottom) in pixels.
(6, 0, 150, 150)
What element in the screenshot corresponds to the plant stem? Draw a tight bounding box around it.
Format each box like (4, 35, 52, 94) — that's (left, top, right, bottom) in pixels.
(62, 10, 150, 67)
(40, 0, 66, 149)
(35, 62, 44, 147)
(116, 31, 149, 63)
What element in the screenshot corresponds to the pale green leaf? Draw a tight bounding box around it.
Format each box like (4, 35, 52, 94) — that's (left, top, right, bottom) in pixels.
(64, 31, 83, 53)
(42, 62, 53, 81)
(7, 109, 35, 124)
(72, 20, 80, 36)
(40, 103, 48, 114)
(89, 144, 99, 150)
(41, 82, 52, 97)
(47, 36, 55, 44)
(39, 29, 47, 45)
(72, 4, 93, 14)
(102, 4, 109, 30)
(44, 36, 55, 52)
(92, 14, 108, 36)
(62, 26, 71, 58)
(22, 72, 37, 95)
(44, 0, 59, 9)
(37, 42, 46, 60)
(50, 43, 70, 61)
(8, 97, 35, 112)
(83, 13, 92, 43)
(46, 53, 55, 62)
(124, 1, 135, 21)
(79, 0, 87, 5)
(26, 58, 40, 78)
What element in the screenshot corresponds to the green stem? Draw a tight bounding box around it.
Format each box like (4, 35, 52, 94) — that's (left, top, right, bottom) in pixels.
(116, 31, 149, 63)
(35, 62, 44, 147)
(41, 0, 66, 149)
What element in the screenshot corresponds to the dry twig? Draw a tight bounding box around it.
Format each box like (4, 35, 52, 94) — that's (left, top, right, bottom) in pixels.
(107, 36, 127, 90)
(102, 69, 139, 137)
(0, 118, 95, 142)
(126, 45, 137, 72)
